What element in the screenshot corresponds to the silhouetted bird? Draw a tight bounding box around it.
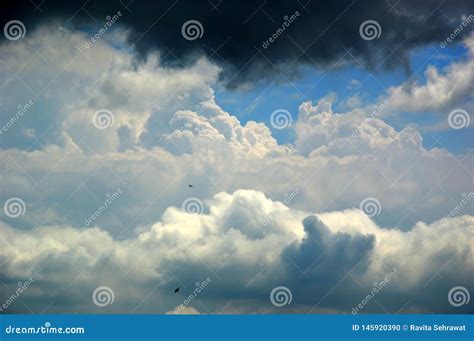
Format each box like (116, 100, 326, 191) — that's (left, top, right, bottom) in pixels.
(188, 184, 193, 188)
(174, 287, 180, 293)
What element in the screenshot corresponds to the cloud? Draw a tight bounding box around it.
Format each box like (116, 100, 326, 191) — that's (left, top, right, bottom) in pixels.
(155, 101, 288, 157)
(383, 34, 474, 113)
(0, 190, 472, 313)
(0, 26, 285, 157)
(0, 23, 472, 315)
(0, 25, 220, 152)
(2, 0, 474, 87)
(283, 215, 375, 282)
(295, 96, 422, 157)
(0, 27, 470, 233)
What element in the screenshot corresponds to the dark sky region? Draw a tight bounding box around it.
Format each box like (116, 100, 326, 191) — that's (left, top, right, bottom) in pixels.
(2, 0, 474, 87)
(0, 0, 473, 316)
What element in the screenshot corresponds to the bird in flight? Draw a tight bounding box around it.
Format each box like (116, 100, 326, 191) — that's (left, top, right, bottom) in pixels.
(188, 184, 193, 188)
(174, 287, 180, 293)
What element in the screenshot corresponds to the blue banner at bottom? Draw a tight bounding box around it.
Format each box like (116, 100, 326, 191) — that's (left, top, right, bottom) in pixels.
(1, 314, 472, 340)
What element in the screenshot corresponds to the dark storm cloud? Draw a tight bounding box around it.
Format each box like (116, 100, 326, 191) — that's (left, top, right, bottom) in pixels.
(1, 0, 474, 86)
(284, 216, 375, 279)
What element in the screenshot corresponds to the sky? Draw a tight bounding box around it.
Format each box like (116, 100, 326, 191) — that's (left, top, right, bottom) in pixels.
(0, 0, 473, 315)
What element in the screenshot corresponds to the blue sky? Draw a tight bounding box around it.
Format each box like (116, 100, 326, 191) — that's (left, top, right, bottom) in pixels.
(0, 2, 473, 315)
(215, 42, 472, 153)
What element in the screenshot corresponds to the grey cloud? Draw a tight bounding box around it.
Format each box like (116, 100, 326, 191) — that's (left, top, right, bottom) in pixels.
(2, 0, 474, 87)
